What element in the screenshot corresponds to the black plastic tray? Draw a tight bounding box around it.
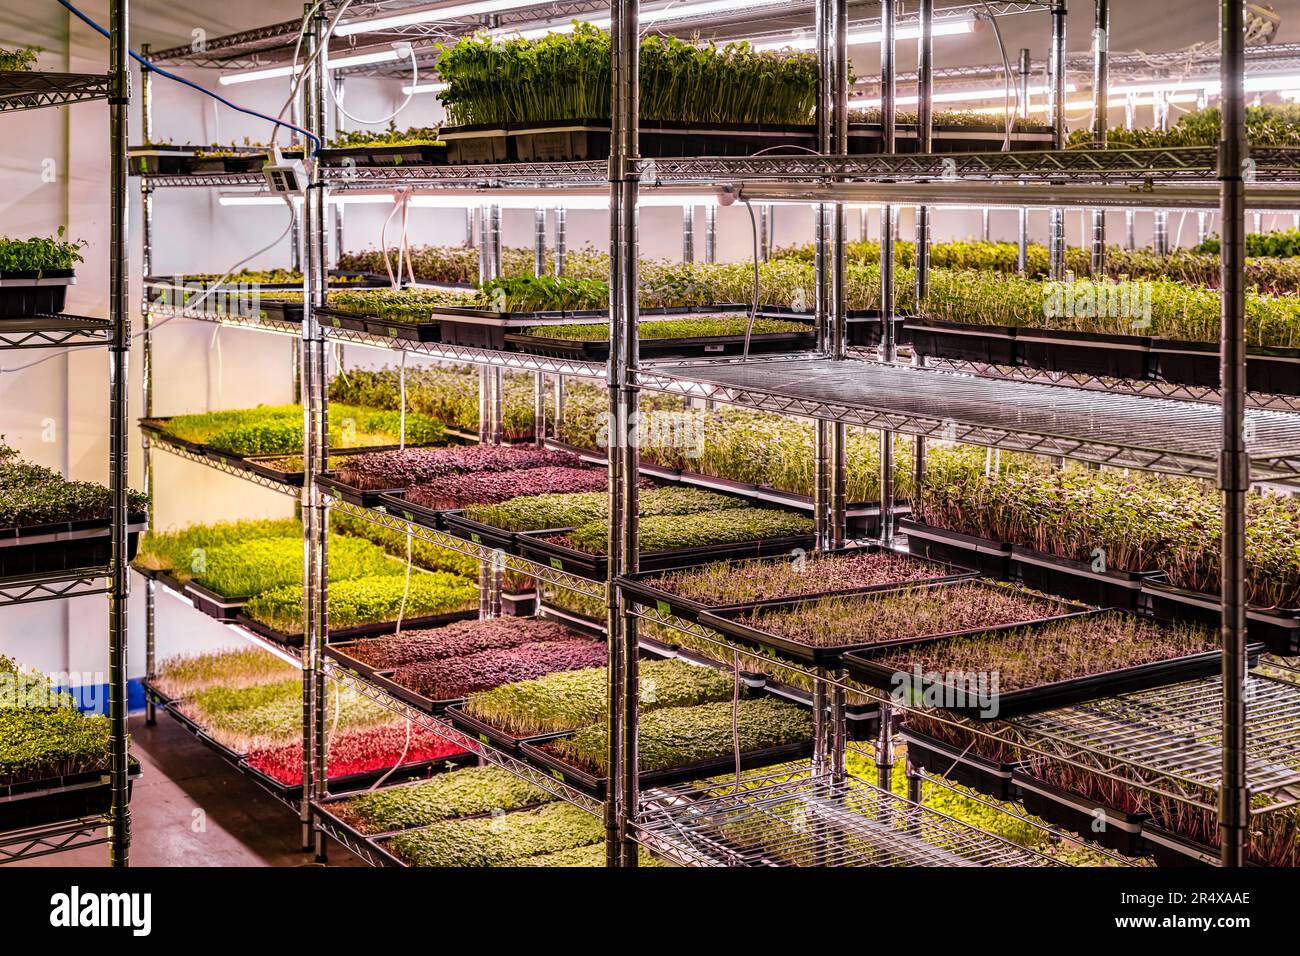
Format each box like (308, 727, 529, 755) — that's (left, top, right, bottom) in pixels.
(901, 726, 1022, 802)
(444, 118, 820, 164)
(316, 142, 448, 167)
(0, 270, 73, 316)
(699, 579, 1090, 668)
(1141, 824, 1220, 867)
(847, 123, 1056, 154)
(319, 472, 401, 508)
(1013, 327, 1152, 380)
(440, 303, 747, 352)
(318, 307, 453, 344)
(0, 516, 145, 578)
(1014, 771, 1148, 856)
(501, 589, 537, 617)
(139, 417, 205, 454)
(1149, 339, 1300, 396)
(519, 737, 814, 799)
(518, 528, 817, 582)
(0, 764, 140, 833)
(323, 641, 393, 682)
(315, 305, 379, 337)
(441, 509, 520, 554)
(444, 704, 575, 756)
(260, 300, 303, 323)
(244, 455, 304, 487)
(617, 544, 973, 627)
(240, 750, 474, 803)
(899, 517, 1012, 578)
(1010, 545, 1160, 611)
(234, 608, 479, 648)
(128, 145, 197, 174)
(185, 580, 249, 621)
(364, 667, 469, 715)
(1140, 578, 1300, 656)
(503, 328, 816, 361)
(906, 318, 1018, 365)
(845, 625, 1265, 720)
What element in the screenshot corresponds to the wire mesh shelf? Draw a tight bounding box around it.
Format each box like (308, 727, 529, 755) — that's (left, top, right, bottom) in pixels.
(0, 72, 109, 112)
(626, 603, 1300, 815)
(0, 315, 114, 350)
(634, 356, 1300, 480)
(148, 436, 301, 496)
(317, 147, 1300, 191)
(635, 766, 1059, 867)
(309, 805, 398, 867)
(0, 816, 108, 864)
(0, 569, 109, 607)
(919, 356, 1300, 414)
(1007, 674, 1300, 813)
(322, 324, 607, 378)
(139, 171, 266, 188)
(148, 301, 303, 337)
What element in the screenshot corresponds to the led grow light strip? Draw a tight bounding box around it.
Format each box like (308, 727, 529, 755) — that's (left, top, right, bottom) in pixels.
(344, 0, 787, 37)
(219, 192, 398, 205)
(492, 0, 795, 40)
(219, 47, 413, 86)
(751, 17, 974, 51)
(404, 187, 720, 208)
(969, 93, 1200, 115)
(403, 81, 449, 95)
(336, 0, 558, 36)
(1109, 73, 1300, 96)
(851, 82, 1075, 109)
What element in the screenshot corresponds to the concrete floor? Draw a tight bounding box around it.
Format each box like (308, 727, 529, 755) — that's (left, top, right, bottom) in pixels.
(14, 714, 365, 867)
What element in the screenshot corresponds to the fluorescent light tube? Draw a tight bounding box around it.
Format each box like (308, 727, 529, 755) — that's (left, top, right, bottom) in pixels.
(851, 83, 1074, 109)
(219, 64, 302, 86)
(403, 81, 449, 95)
(220, 47, 408, 85)
(219, 193, 397, 206)
(336, 0, 558, 36)
(752, 17, 974, 52)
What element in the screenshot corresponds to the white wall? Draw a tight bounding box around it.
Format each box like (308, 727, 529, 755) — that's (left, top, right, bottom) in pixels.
(0, 0, 1290, 693)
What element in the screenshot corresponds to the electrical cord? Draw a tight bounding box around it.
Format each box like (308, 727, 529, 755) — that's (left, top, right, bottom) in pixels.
(368, 719, 413, 792)
(740, 196, 761, 362)
(976, 3, 1018, 151)
(275, 0, 356, 141)
(56, 0, 321, 152)
(379, 194, 408, 289)
(398, 349, 407, 450)
(328, 44, 418, 127)
(394, 529, 414, 637)
(732, 650, 742, 793)
(273, 1, 325, 140)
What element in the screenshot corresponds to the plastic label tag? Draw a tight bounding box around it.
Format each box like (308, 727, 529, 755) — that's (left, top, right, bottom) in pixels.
(656, 600, 671, 616)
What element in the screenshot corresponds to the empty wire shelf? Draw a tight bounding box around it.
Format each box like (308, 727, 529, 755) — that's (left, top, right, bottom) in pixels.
(636, 767, 1059, 867)
(635, 356, 1300, 479)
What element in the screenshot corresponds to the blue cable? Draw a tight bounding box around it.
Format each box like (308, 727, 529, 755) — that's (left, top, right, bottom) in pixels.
(56, 0, 322, 153)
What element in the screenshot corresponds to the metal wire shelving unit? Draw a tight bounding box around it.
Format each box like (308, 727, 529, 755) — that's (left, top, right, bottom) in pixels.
(0, 2, 133, 867)
(132, 0, 1293, 869)
(0, 71, 109, 112)
(634, 766, 1061, 867)
(626, 602, 1300, 817)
